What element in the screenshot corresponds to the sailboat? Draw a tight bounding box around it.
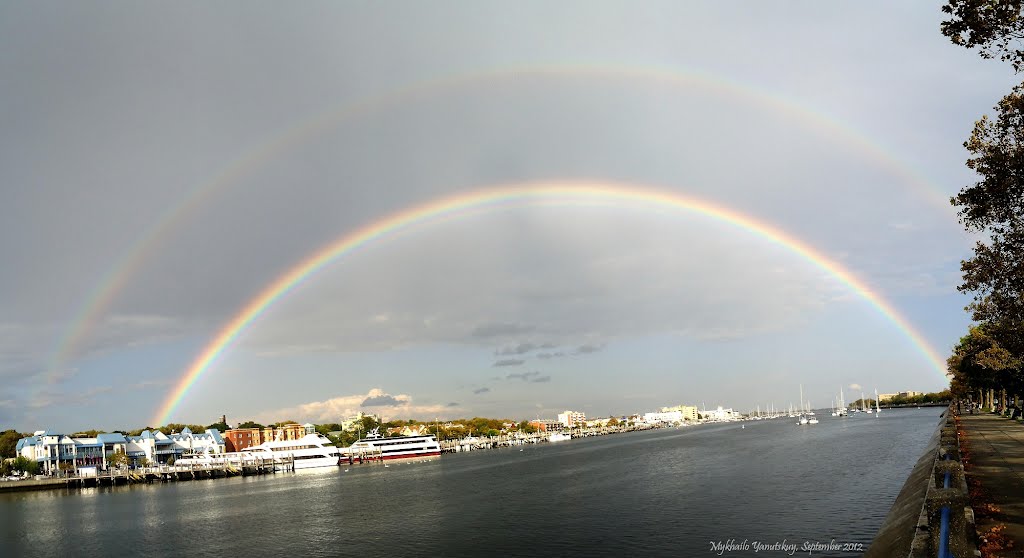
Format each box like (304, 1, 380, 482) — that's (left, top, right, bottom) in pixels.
(863, 391, 873, 414)
(874, 388, 881, 417)
(797, 385, 813, 425)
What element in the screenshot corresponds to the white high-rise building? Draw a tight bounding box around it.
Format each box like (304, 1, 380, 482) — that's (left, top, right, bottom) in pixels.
(557, 410, 586, 427)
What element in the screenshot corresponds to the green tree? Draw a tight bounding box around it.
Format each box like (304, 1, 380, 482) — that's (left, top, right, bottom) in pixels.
(607, 417, 620, 427)
(941, 1, 1024, 71)
(949, 324, 1021, 407)
(236, 421, 264, 430)
(107, 450, 129, 469)
(206, 422, 228, 432)
(951, 88, 1024, 357)
(0, 430, 26, 458)
(12, 456, 39, 475)
(71, 429, 102, 438)
(517, 420, 537, 434)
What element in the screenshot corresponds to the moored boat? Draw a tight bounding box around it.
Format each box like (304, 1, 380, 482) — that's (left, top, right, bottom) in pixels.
(343, 429, 440, 460)
(242, 433, 342, 469)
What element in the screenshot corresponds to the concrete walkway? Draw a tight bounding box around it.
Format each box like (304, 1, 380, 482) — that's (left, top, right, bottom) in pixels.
(960, 412, 1024, 556)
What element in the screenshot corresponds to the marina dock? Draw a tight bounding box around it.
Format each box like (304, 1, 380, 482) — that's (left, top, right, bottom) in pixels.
(0, 457, 293, 493)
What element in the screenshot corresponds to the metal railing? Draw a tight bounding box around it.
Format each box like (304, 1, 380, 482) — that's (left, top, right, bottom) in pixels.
(908, 408, 977, 558)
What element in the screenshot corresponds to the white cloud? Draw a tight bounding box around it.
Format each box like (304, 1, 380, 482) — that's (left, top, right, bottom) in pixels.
(253, 388, 457, 424)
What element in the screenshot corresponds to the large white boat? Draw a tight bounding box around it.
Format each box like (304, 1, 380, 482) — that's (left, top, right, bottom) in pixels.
(342, 430, 440, 461)
(548, 432, 571, 442)
(242, 433, 341, 469)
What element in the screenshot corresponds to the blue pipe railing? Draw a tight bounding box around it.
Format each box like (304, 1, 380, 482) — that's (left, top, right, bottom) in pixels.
(938, 454, 952, 558)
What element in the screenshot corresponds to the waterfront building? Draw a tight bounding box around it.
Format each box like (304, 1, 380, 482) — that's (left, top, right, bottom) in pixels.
(700, 406, 740, 422)
(660, 405, 699, 421)
(266, 422, 310, 441)
(386, 425, 430, 437)
(340, 412, 381, 432)
(15, 428, 225, 474)
(529, 420, 561, 432)
(223, 423, 316, 452)
(557, 410, 586, 428)
(878, 391, 924, 402)
(643, 411, 683, 424)
(224, 428, 263, 452)
(127, 428, 225, 464)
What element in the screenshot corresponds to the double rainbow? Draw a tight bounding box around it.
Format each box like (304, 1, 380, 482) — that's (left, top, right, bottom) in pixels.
(47, 62, 952, 393)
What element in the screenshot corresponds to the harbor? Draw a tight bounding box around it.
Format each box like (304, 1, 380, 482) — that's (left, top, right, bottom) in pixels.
(0, 422, 672, 494)
(1, 408, 944, 557)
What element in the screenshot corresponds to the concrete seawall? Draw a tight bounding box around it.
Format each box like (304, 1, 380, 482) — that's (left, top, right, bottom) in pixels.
(866, 409, 977, 558)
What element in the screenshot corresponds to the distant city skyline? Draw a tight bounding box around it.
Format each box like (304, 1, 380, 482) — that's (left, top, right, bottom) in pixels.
(0, 2, 1008, 431)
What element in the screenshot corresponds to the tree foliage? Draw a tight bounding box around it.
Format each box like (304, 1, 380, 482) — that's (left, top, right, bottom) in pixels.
(942, 0, 1024, 71)
(12, 456, 39, 475)
(0, 430, 27, 458)
(948, 324, 1022, 398)
(107, 450, 129, 468)
(944, 4, 1024, 392)
(956, 88, 1024, 339)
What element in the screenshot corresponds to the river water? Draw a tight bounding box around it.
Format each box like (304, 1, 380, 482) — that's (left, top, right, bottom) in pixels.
(1, 408, 943, 557)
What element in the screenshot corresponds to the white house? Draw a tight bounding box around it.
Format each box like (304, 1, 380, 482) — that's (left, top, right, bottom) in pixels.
(15, 428, 225, 474)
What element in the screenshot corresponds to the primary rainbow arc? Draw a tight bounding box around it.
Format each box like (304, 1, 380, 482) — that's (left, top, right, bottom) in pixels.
(152, 180, 947, 426)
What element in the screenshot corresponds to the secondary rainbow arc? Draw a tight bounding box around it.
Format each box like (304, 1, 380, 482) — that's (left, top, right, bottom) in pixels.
(152, 180, 948, 426)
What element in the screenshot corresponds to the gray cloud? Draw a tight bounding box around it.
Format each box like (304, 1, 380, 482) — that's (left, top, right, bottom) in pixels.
(537, 352, 566, 360)
(361, 394, 402, 407)
(472, 323, 534, 339)
(495, 342, 536, 356)
(575, 343, 606, 355)
(531, 375, 551, 383)
(492, 359, 525, 367)
(473, 387, 490, 394)
(447, 402, 459, 407)
(507, 371, 541, 381)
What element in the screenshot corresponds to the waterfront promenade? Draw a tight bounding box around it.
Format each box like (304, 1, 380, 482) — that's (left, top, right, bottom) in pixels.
(960, 412, 1024, 556)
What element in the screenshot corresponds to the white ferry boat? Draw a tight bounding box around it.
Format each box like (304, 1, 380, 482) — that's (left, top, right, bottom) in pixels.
(342, 429, 440, 461)
(548, 433, 571, 443)
(242, 433, 341, 469)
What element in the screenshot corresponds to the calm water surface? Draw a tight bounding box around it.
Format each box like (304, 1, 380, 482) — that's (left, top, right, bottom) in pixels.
(1, 408, 943, 557)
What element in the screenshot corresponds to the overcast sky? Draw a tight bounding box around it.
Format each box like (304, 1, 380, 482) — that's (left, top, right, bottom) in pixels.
(1, 2, 1016, 431)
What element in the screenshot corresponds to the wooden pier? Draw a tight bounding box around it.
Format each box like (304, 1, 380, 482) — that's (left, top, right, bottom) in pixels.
(0, 456, 294, 493)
